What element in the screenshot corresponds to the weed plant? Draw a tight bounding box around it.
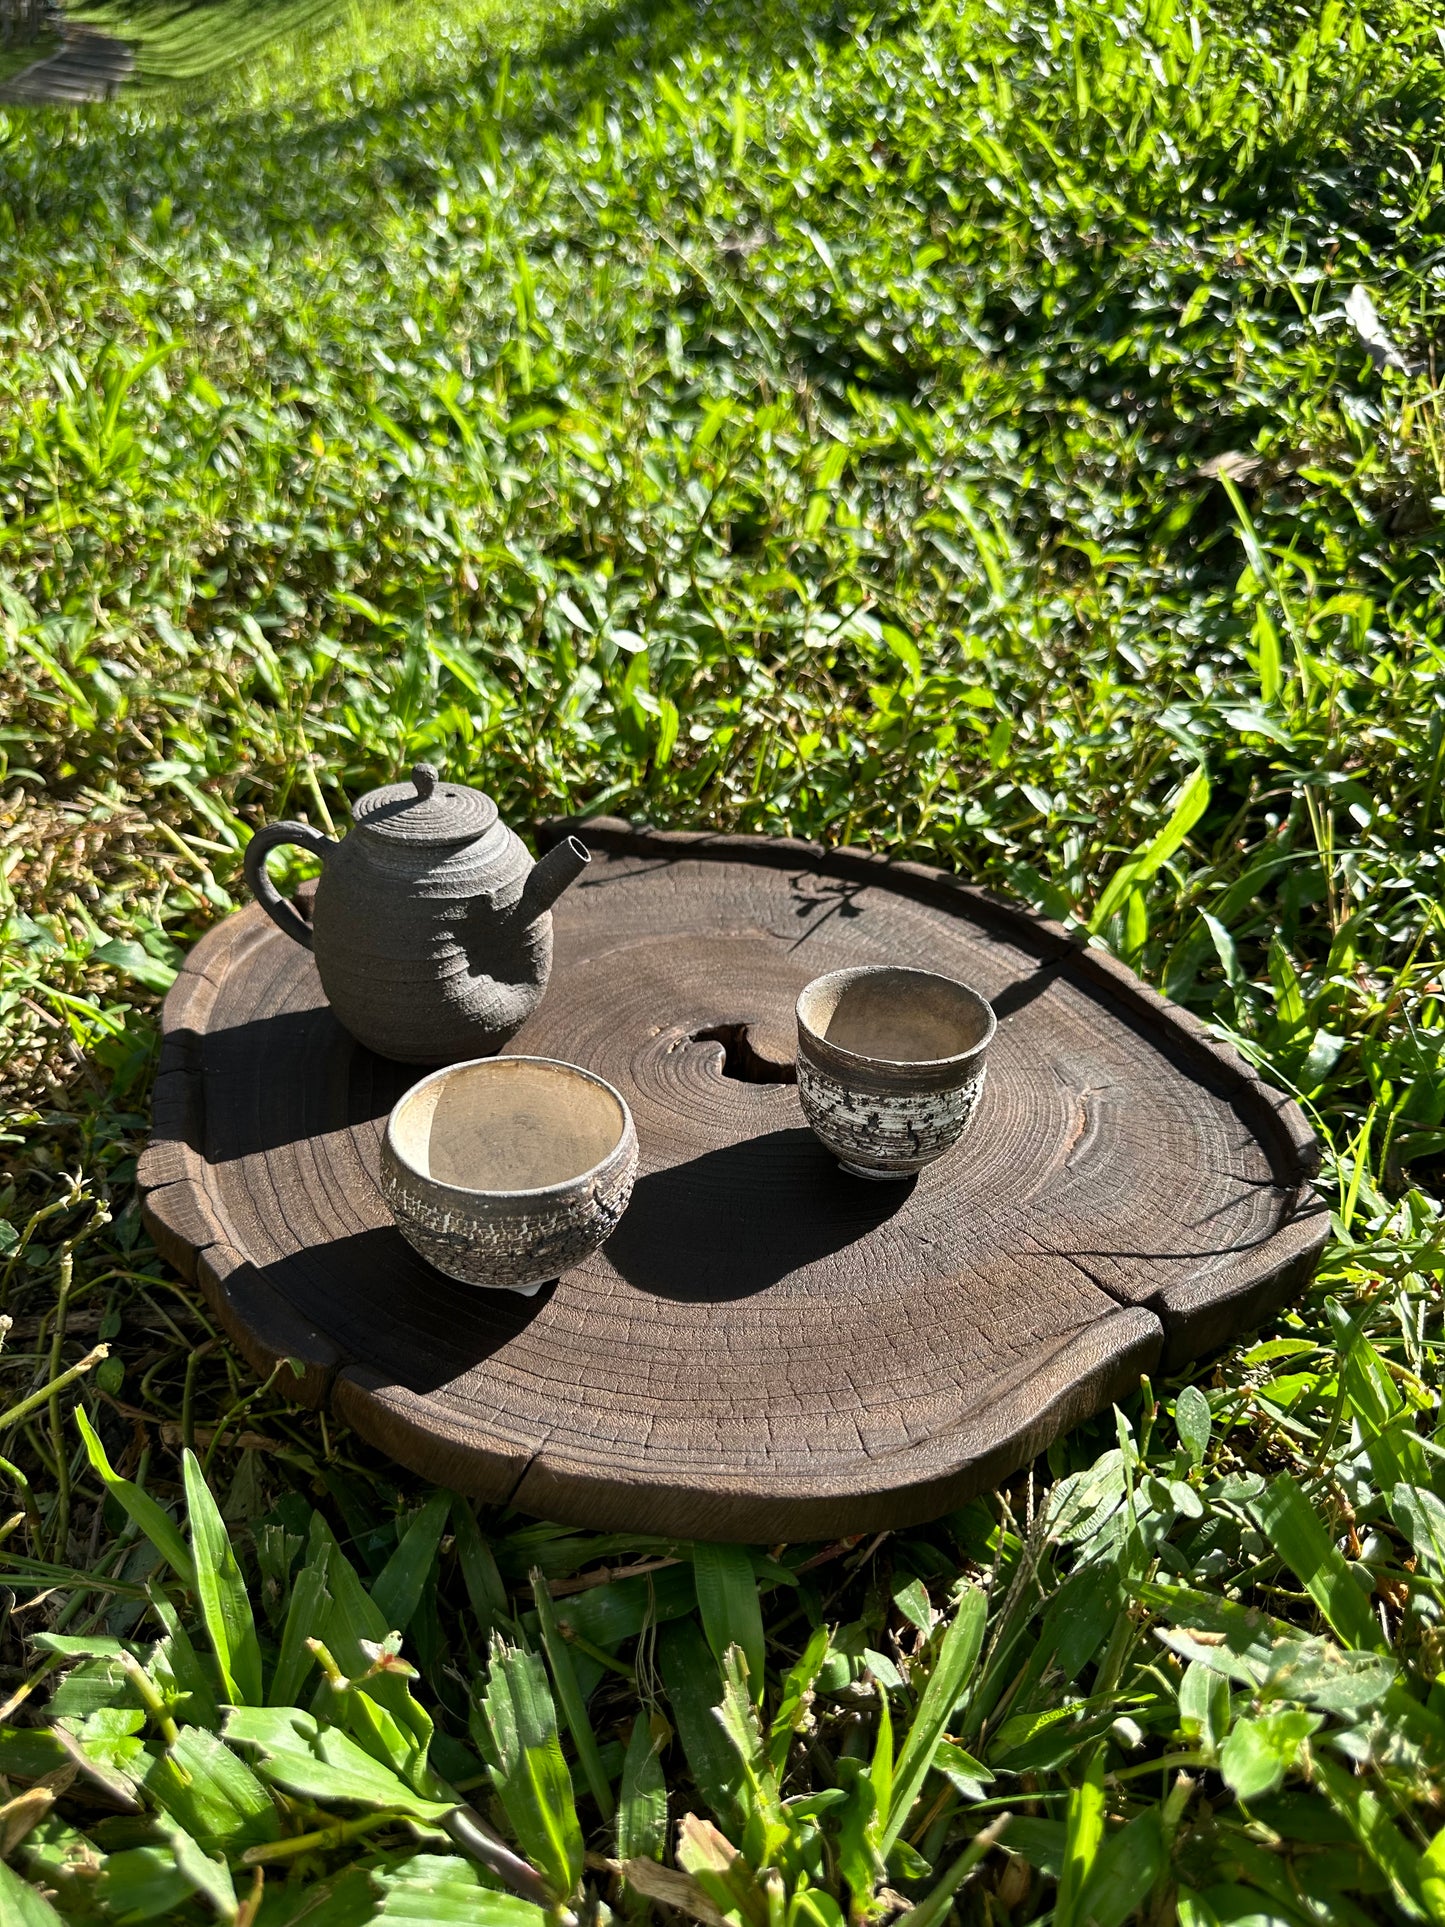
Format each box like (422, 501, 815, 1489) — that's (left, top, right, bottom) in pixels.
(1, 0, 1444, 1918)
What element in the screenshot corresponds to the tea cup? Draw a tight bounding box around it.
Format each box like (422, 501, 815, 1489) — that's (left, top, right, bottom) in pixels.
(380, 1056, 637, 1291)
(795, 965, 996, 1180)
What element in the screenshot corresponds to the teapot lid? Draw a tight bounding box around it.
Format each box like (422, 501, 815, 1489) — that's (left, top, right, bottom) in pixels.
(353, 764, 498, 845)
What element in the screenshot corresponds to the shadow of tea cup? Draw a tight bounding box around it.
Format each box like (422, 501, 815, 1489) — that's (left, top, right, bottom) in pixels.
(795, 965, 997, 1180)
(380, 1056, 637, 1292)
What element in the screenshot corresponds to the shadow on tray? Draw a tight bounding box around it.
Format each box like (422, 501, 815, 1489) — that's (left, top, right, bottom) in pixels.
(605, 1128, 912, 1301)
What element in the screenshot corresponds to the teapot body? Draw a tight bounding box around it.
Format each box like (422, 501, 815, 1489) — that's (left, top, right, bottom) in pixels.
(243, 766, 591, 1064)
(312, 819, 551, 1064)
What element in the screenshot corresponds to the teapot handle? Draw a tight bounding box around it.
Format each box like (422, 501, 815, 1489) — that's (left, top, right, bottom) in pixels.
(244, 821, 337, 950)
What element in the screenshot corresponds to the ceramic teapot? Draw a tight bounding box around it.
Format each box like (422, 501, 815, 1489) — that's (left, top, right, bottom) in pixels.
(243, 764, 590, 1064)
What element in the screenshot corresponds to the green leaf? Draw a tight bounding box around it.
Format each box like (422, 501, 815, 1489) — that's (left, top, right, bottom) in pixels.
(373, 1853, 548, 1924)
(1174, 1384, 1212, 1468)
(1075, 1809, 1165, 1927)
(480, 1636, 584, 1903)
(143, 1723, 282, 1854)
(1261, 1638, 1395, 1716)
(553, 1563, 697, 1651)
(1250, 1474, 1388, 1654)
(893, 1579, 937, 1635)
(75, 1406, 196, 1591)
(270, 1552, 334, 1707)
(184, 1448, 264, 1706)
(453, 1502, 508, 1641)
(1391, 1485, 1445, 1579)
(768, 1624, 831, 1775)
(691, 1542, 766, 1701)
(1091, 764, 1210, 931)
(371, 1491, 452, 1634)
(869, 1668, 894, 1825)
(1178, 1660, 1231, 1756)
(713, 1646, 789, 1871)
(931, 1738, 994, 1799)
(1312, 1751, 1428, 1919)
(1419, 1825, 1445, 1925)
(224, 1704, 455, 1822)
(617, 1711, 668, 1865)
(835, 1759, 882, 1914)
(1054, 1750, 1105, 1927)
(97, 1843, 198, 1923)
(0, 1728, 69, 1779)
(305, 1513, 435, 1773)
(91, 936, 178, 990)
(1327, 1299, 1431, 1492)
(531, 1566, 614, 1821)
(1143, 1580, 1288, 1684)
(344, 1686, 431, 1792)
(1219, 1710, 1321, 1801)
(0, 1862, 66, 1926)
(657, 1618, 743, 1837)
(147, 1587, 221, 1731)
(259, 1864, 380, 1926)
(677, 1812, 769, 1927)
(881, 1585, 986, 1855)
(157, 1814, 240, 1923)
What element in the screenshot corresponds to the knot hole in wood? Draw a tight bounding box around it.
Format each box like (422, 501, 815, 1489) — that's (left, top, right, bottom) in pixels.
(689, 1022, 798, 1085)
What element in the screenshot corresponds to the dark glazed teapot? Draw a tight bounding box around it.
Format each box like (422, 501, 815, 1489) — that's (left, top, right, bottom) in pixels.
(243, 764, 589, 1063)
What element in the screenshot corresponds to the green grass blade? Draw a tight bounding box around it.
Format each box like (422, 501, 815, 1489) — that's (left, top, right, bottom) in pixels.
(657, 1618, 744, 1837)
(480, 1636, 584, 1903)
(530, 1566, 615, 1821)
(617, 1711, 668, 1866)
(269, 1554, 333, 1708)
(0, 1860, 66, 1925)
(453, 1500, 509, 1642)
(1054, 1752, 1106, 1927)
(182, 1448, 263, 1707)
(892, 1814, 1011, 1927)
(75, 1405, 196, 1592)
(1075, 1809, 1166, 1927)
(1091, 763, 1211, 931)
(1312, 1752, 1427, 1919)
(1251, 1473, 1388, 1654)
(768, 1624, 831, 1775)
(880, 1585, 986, 1856)
(371, 1490, 452, 1634)
(157, 1814, 239, 1923)
(691, 1542, 766, 1701)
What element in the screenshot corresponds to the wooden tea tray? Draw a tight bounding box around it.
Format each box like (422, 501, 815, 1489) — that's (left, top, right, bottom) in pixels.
(139, 822, 1327, 1540)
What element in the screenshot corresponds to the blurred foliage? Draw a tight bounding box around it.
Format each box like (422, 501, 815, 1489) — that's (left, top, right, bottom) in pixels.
(1, 0, 1445, 1916)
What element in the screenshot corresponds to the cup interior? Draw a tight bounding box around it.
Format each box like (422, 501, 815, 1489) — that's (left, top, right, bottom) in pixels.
(389, 1059, 628, 1194)
(798, 966, 993, 1066)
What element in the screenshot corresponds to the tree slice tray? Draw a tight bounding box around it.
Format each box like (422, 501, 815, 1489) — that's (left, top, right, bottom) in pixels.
(140, 820, 1327, 1540)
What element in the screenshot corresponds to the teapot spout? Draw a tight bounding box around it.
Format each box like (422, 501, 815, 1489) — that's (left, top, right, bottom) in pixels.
(519, 834, 591, 924)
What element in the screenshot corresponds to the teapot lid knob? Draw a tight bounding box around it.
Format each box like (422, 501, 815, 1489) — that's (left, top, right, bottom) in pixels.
(353, 762, 498, 844)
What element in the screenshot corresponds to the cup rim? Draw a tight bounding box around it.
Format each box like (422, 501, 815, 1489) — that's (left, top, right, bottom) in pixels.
(383, 1054, 635, 1202)
(795, 964, 997, 1071)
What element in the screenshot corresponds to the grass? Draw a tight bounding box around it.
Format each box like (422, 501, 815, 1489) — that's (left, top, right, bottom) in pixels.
(61, 0, 564, 103)
(1, 0, 1444, 1917)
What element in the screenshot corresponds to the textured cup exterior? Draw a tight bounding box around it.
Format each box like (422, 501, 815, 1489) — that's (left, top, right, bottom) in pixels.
(796, 1050, 988, 1177)
(794, 964, 995, 1178)
(380, 1110, 638, 1291)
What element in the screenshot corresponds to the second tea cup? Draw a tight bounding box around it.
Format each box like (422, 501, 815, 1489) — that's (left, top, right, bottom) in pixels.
(795, 964, 996, 1180)
(380, 1055, 637, 1292)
